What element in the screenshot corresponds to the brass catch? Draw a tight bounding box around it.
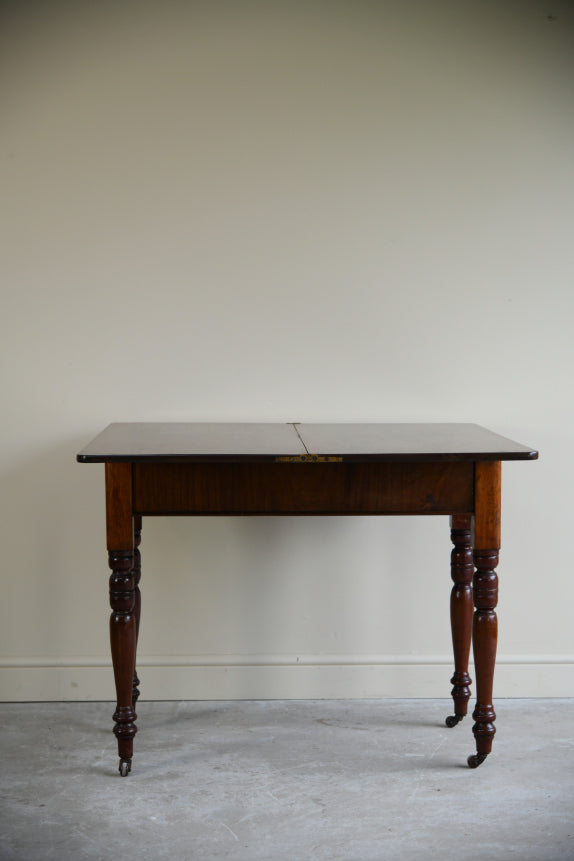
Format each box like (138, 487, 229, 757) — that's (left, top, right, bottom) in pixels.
(275, 455, 343, 463)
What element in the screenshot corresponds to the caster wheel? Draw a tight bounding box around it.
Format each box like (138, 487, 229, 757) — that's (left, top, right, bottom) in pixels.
(467, 753, 488, 769)
(445, 714, 464, 728)
(119, 758, 132, 777)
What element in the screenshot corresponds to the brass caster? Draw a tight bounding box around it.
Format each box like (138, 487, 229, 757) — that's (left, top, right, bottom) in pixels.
(467, 753, 488, 769)
(445, 714, 464, 728)
(119, 758, 132, 777)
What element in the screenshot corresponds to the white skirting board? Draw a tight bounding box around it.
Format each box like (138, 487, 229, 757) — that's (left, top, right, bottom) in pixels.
(0, 655, 572, 701)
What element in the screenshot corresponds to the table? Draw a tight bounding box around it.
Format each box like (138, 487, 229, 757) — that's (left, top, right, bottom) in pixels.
(77, 422, 537, 776)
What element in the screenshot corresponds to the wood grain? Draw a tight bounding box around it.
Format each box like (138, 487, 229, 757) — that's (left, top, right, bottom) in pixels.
(105, 463, 133, 550)
(133, 461, 475, 516)
(474, 461, 501, 549)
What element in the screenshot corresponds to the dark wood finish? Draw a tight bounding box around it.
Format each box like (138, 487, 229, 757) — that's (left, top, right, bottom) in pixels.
(132, 516, 142, 708)
(445, 514, 474, 728)
(469, 550, 499, 768)
(80, 423, 306, 462)
(296, 423, 538, 462)
(105, 463, 137, 774)
(108, 550, 137, 777)
(105, 463, 133, 551)
(78, 424, 537, 774)
(133, 461, 474, 516)
(468, 461, 502, 768)
(78, 422, 538, 463)
(474, 460, 502, 549)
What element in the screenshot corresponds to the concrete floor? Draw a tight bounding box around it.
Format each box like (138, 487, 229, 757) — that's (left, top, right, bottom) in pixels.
(0, 700, 572, 861)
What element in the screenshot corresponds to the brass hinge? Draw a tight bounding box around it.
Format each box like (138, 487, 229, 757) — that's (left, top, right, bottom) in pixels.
(275, 454, 343, 463)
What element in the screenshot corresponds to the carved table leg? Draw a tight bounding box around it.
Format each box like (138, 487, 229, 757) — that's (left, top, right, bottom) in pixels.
(468, 549, 498, 767)
(468, 461, 501, 768)
(445, 514, 473, 728)
(106, 463, 137, 776)
(109, 551, 137, 776)
(132, 515, 142, 708)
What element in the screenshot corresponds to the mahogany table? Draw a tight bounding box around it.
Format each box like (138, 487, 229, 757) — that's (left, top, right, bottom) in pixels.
(77, 422, 537, 776)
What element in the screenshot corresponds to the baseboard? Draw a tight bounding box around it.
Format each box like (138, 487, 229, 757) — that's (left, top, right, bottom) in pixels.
(1, 654, 573, 701)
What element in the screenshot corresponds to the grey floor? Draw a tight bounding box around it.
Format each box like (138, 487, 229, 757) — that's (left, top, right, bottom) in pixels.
(0, 700, 572, 861)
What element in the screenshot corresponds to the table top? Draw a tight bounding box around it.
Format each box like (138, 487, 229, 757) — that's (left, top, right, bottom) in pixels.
(77, 423, 538, 463)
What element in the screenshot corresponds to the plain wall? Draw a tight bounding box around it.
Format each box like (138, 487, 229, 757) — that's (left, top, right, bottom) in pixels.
(1, 0, 573, 700)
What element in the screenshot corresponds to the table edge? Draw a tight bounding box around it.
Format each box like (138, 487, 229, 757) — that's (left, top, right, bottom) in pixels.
(77, 450, 539, 464)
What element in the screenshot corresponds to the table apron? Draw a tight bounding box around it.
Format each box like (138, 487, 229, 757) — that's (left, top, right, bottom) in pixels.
(132, 461, 474, 516)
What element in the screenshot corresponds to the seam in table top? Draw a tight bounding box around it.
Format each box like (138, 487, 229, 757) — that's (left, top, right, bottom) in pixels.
(291, 423, 310, 455)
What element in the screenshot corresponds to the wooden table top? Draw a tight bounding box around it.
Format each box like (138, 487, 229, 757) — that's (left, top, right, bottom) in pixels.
(77, 423, 538, 463)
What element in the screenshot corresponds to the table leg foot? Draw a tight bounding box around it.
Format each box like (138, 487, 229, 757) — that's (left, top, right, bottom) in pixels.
(445, 714, 464, 728)
(119, 758, 132, 777)
(467, 752, 488, 769)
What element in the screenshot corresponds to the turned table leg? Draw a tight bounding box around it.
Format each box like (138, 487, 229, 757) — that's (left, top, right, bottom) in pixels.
(132, 515, 142, 708)
(468, 461, 501, 769)
(109, 551, 137, 776)
(445, 514, 473, 728)
(106, 463, 137, 776)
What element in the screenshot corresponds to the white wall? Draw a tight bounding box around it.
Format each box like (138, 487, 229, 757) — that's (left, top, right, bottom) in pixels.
(1, 0, 573, 701)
